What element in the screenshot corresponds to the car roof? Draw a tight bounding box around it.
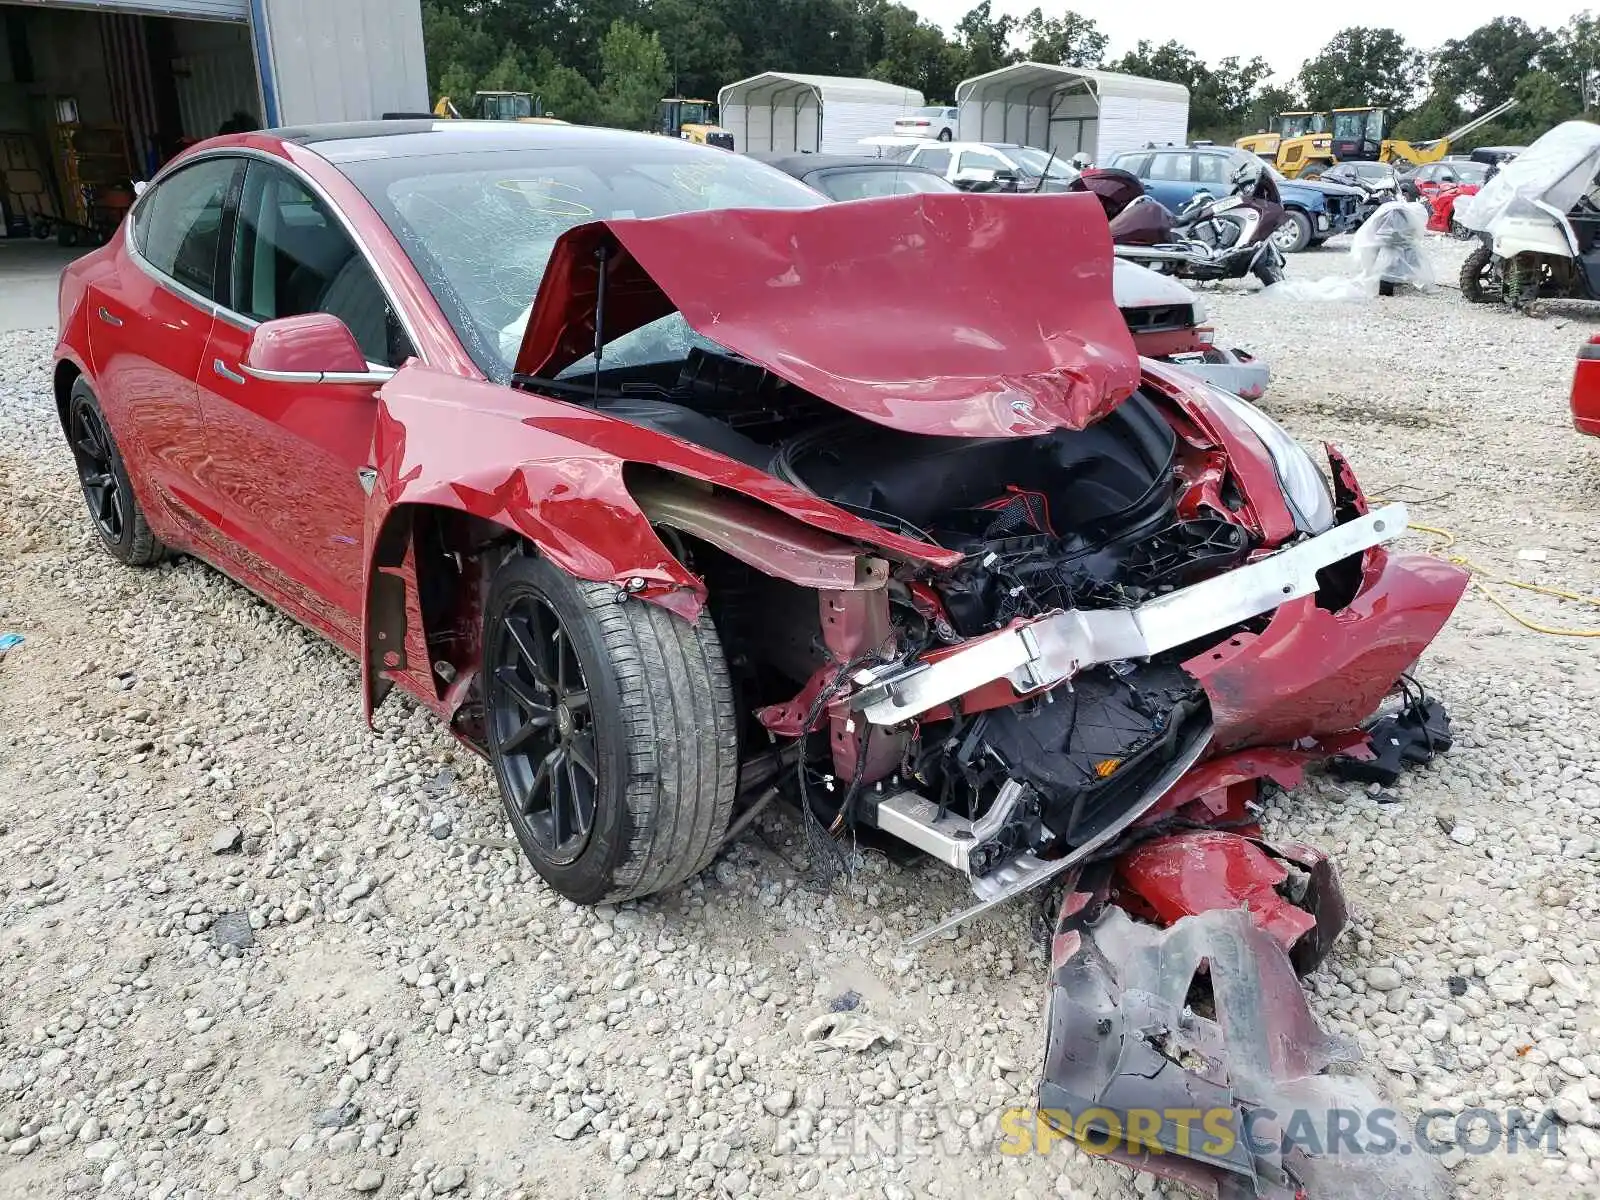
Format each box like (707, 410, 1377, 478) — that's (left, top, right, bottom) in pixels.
(270, 119, 682, 161)
(752, 153, 942, 176)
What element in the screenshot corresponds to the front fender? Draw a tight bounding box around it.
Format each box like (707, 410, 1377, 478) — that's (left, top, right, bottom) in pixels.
(359, 363, 959, 719)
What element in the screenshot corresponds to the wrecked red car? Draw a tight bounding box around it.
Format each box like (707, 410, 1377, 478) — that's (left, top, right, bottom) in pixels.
(54, 123, 1465, 1196)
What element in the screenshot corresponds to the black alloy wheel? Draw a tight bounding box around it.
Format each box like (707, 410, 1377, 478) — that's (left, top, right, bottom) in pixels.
(70, 399, 125, 544)
(488, 592, 599, 865)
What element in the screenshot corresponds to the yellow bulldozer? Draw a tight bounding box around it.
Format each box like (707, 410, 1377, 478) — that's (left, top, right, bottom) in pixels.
(1238, 99, 1519, 179)
(433, 91, 568, 124)
(658, 98, 734, 150)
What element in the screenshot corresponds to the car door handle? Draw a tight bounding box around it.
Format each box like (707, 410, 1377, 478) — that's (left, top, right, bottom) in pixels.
(212, 358, 247, 385)
(96, 306, 123, 327)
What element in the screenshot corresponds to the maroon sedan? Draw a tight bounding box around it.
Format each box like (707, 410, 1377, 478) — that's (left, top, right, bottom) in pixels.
(56, 121, 1462, 1195)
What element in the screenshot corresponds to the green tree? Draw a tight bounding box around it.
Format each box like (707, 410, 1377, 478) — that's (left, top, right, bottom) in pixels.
(1242, 84, 1300, 135)
(1298, 27, 1424, 113)
(1390, 91, 1464, 144)
(862, 2, 966, 100)
(1019, 8, 1106, 67)
(479, 45, 541, 94)
(421, 1, 498, 99)
(538, 64, 602, 126)
(956, 1, 1019, 77)
(641, 0, 743, 101)
(1542, 12, 1600, 118)
(597, 19, 672, 130)
(1430, 17, 1552, 109)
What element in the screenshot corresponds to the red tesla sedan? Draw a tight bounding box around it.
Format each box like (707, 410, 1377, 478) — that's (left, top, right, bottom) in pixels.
(55, 122, 1469, 1193)
(54, 119, 1464, 916)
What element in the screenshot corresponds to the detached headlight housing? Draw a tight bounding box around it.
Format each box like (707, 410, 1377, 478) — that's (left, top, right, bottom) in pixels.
(1205, 387, 1336, 534)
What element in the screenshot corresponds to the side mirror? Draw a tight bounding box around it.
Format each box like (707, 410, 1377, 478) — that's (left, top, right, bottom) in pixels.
(242, 313, 391, 385)
(993, 168, 1020, 185)
(953, 167, 998, 188)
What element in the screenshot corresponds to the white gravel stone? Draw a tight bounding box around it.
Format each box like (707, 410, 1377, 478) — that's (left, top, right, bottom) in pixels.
(2, 242, 1598, 1200)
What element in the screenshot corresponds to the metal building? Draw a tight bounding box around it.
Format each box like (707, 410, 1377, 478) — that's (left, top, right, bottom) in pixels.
(719, 73, 924, 155)
(954, 62, 1190, 164)
(0, 0, 427, 239)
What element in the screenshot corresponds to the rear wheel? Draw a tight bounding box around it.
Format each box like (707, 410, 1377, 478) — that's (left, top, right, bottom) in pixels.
(484, 553, 738, 905)
(66, 378, 163, 565)
(1459, 240, 1497, 304)
(1271, 210, 1313, 254)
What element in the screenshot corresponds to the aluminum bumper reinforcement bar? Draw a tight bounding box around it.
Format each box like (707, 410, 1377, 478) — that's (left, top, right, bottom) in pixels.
(853, 503, 1408, 727)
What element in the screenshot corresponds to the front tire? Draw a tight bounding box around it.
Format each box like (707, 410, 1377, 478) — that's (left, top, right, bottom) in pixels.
(484, 553, 738, 905)
(937, 128, 953, 142)
(65, 378, 163, 565)
(1459, 240, 1496, 304)
(1271, 210, 1313, 254)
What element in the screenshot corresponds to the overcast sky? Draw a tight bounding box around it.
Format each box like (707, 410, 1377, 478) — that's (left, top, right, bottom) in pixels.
(907, 1, 1591, 81)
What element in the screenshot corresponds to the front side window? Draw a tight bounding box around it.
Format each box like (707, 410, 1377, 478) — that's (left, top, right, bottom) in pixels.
(227, 162, 410, 366)
(342, 144, 823, 379)
(135, 157, 239, 301)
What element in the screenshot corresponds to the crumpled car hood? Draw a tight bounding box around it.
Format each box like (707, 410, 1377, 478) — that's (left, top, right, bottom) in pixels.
(513, 192, 1140, 437)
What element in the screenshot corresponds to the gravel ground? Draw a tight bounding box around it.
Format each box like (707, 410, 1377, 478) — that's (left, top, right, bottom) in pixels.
(2, 235, 1600, 1200)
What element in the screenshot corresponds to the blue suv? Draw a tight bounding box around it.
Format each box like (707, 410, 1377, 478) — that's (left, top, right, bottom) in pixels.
(1108, 146, 1365, 252)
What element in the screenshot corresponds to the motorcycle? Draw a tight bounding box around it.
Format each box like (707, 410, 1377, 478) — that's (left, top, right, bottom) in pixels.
(1458, 120, 1600, 310)
(1423, 182, 1479, 237)
(1071, 166, 1288, 287)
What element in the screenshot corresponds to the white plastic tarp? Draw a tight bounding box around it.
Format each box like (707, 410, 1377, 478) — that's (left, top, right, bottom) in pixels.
(1456, 121, 1600, 232)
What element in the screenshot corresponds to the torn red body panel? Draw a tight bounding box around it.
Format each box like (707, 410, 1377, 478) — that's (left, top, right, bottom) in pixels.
(1182, 549, 1468, 749)
(1116, 831, 1319, 955)
(515, 192, 1141, 437)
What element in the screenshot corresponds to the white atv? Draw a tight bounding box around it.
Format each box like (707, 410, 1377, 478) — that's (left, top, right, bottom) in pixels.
(1458, 120, 1600, 310)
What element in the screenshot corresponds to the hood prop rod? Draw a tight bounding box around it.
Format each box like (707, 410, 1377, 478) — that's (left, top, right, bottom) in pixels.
(591, 242, 609, 406)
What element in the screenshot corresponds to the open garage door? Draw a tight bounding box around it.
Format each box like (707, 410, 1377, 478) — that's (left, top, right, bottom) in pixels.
(3, 1, 248, 19)
(0, 1, 259, 244)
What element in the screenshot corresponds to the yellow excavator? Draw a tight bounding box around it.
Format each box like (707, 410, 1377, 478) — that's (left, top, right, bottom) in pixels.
(433, 91, 568, 124)
(1239, 99, 1519, 179)
(658, 98, 734, 150)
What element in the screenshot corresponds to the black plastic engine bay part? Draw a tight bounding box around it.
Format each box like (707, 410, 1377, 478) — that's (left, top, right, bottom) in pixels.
(772, 391, 1179, 542)
(1327, 693, 1453, 786)
(892, 661, 1209, 868)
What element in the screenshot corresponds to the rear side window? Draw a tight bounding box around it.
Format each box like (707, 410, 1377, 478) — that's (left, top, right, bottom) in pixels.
(1112, 153, 1151, 176)
(815, 168, 953, 201)
(911, 147, 952, 174)
(956, 149, 1007, 172)
(134, 157, 238, 301)
(1147, 153, 1192, 181)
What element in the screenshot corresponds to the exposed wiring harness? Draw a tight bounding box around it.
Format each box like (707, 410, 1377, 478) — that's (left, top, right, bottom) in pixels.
(1407, 521, 1600, 637)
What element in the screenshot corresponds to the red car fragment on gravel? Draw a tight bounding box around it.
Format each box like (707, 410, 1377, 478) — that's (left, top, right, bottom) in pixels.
(53, 122, 1466, 1197)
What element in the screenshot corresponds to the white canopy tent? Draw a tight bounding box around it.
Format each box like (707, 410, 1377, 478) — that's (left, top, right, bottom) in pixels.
(719, 73, 925, 155)
(954, 62, 1189, 164)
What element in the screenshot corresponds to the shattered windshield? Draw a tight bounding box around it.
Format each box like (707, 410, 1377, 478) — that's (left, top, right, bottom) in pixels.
(342, 145, 822, 380)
